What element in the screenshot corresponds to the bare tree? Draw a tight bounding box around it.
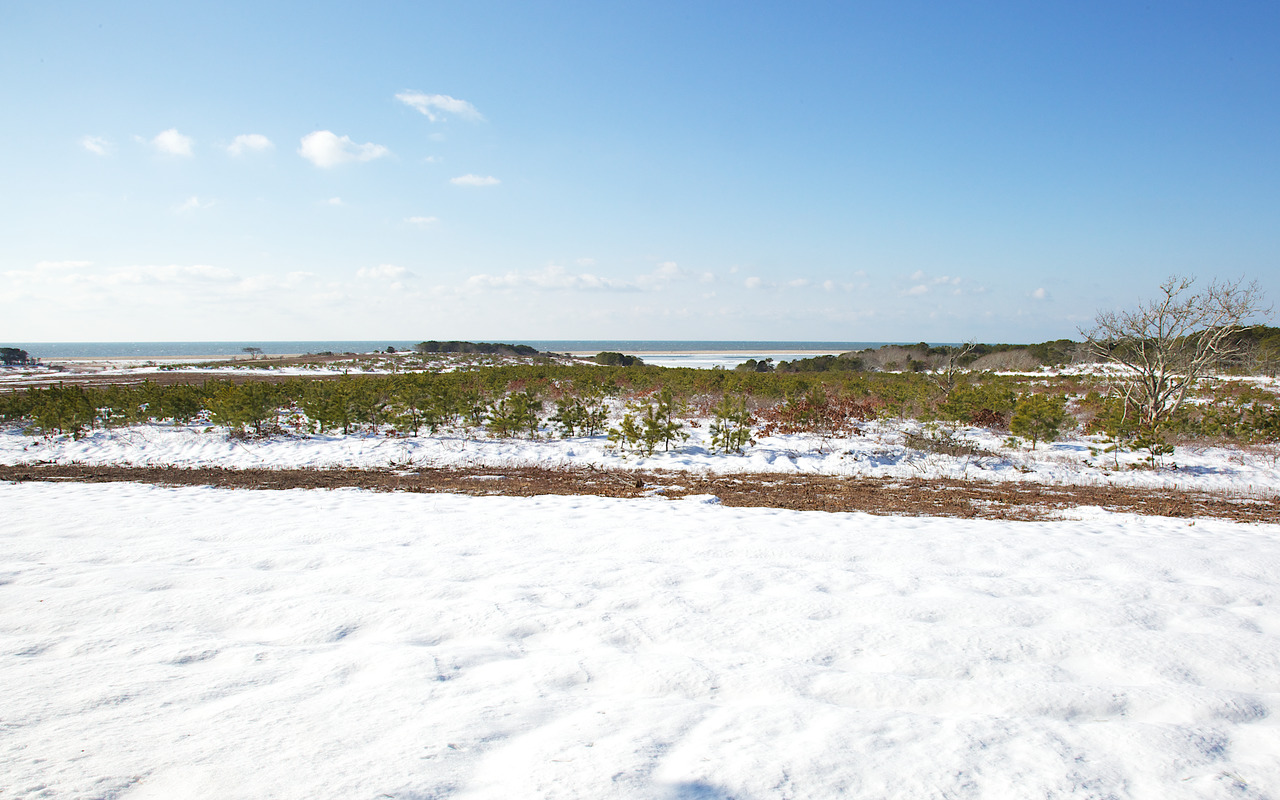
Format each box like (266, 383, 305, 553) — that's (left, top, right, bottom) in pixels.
(1081, 276, 1269, 429)
(242, 346, 264, 360)
(926, 341, 978, 396)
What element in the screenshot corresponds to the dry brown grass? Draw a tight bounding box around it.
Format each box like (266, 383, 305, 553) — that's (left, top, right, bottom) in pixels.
(3, 463, 1275, 524)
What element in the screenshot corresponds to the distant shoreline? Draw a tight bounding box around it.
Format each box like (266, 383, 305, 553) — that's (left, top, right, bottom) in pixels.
(6, 341, 901, 360)
(36, 349, 848, 367)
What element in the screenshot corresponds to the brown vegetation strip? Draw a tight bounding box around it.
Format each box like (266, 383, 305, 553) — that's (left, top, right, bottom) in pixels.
(2, 463, 1276, 523)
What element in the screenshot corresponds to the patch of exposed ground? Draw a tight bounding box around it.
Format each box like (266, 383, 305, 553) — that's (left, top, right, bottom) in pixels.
(2, 463, 1275, 522)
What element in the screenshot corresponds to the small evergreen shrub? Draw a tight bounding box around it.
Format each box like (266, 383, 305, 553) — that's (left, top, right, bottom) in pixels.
(1009, 393, 1068, 450)
(708, 395, 754, 454)
(550, 391, 609, 437)
(487, 391, 543, 438)
(607, 388, 686, 455)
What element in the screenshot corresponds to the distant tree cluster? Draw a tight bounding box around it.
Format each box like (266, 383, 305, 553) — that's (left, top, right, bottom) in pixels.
(2, 347, 32, 366)
(770, 354, 864, 374)
(414, 341, 540, 357)
(594, 351, 644, 367)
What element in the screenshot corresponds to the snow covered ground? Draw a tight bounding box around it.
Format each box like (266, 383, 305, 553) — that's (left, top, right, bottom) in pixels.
(5, 418, 1280, 495)
(3, 481, 1278, 798)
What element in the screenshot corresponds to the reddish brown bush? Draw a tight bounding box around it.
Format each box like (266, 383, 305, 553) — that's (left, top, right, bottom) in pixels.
(757, 391, 883, 438)
(969, 408, 1007, 429)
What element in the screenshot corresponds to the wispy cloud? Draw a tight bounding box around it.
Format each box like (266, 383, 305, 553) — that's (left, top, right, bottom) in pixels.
(227, 134, 273, 156)
(450, 174, 500, 187)
(298, 131, 389, 168)
(3, 261, 236, 288)
(466, 264, 622, 292)
(357, 264, 415, 280)
(150, 128, 193, 157)
(1031, 287, 1048, 300)
(33, 260, 94, 271)
(327, 197, 344, 206)
(395, 91, 484, 122)
(904, 270, 969, 297)
(0, 260, 425, 339)
(175, 196, 215, 213)
(406, 216, 439, 228)
(462, 261, 686, 294)
(80, 136, 110, 156)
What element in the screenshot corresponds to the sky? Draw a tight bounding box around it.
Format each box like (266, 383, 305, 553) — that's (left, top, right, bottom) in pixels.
(1, 1, 1278, 343)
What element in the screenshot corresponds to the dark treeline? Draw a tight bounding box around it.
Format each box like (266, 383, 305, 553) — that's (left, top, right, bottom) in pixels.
(758, 329, 1280, 375)
(414, 341, 541, 357)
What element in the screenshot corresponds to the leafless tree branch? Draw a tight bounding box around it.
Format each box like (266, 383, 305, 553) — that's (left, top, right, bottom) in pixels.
(1080, 275, 1270, 429)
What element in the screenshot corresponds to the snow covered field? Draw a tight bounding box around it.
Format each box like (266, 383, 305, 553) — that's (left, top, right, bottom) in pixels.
(4, 481, 1279, 798)
(5, 419, 1280, 495)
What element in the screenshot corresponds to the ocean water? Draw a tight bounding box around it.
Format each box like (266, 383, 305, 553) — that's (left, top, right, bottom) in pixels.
(8, 340, 904, 360)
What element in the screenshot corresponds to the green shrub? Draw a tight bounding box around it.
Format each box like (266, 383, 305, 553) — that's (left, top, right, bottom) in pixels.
(550, 391, 609, 437)
(937, 382, 1018, 425)
(28, 384, 97, 438)
(708, 395, 754, 454)
(608, 388, 686, 455)
(1009, 393, 1068, 450)
(299, 378, 377, 435)
(206, 381, 282, 435)
(487, 390, 543, 438)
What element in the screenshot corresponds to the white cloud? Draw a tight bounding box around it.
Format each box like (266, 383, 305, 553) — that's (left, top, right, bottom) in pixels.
(175, 196, 215, 213)
(395, 91, 484, 122)
(906, 284, 929, 295)
(227, 134, 273, 156)
(357, 264, 414, 280)
(151, 128, 193, 157)
(633, 261, 685, 290)
(466, 264, 622, 292)
(450, 174, 500, 187)
(406, 216, 439, 228)
(298, 131, 390, 168)
(81, 136, 110, 156)
(0, 260, 474, 339)
(33, 260, 93, 272)
(327, 197, 344, 206)
(744, 277, 763, 290)
(575, 258, 597, 267)
(787, 278, 811, 288)
(1031, 287, 1048, 300)
(462, 261, 688, 294)
(910, 269, 926, 281)
(822, 279, 836, 291)
(4, 262, 236, 288)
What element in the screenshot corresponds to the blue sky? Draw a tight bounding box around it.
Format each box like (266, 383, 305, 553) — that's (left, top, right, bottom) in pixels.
(2, 1, 1277, 342)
